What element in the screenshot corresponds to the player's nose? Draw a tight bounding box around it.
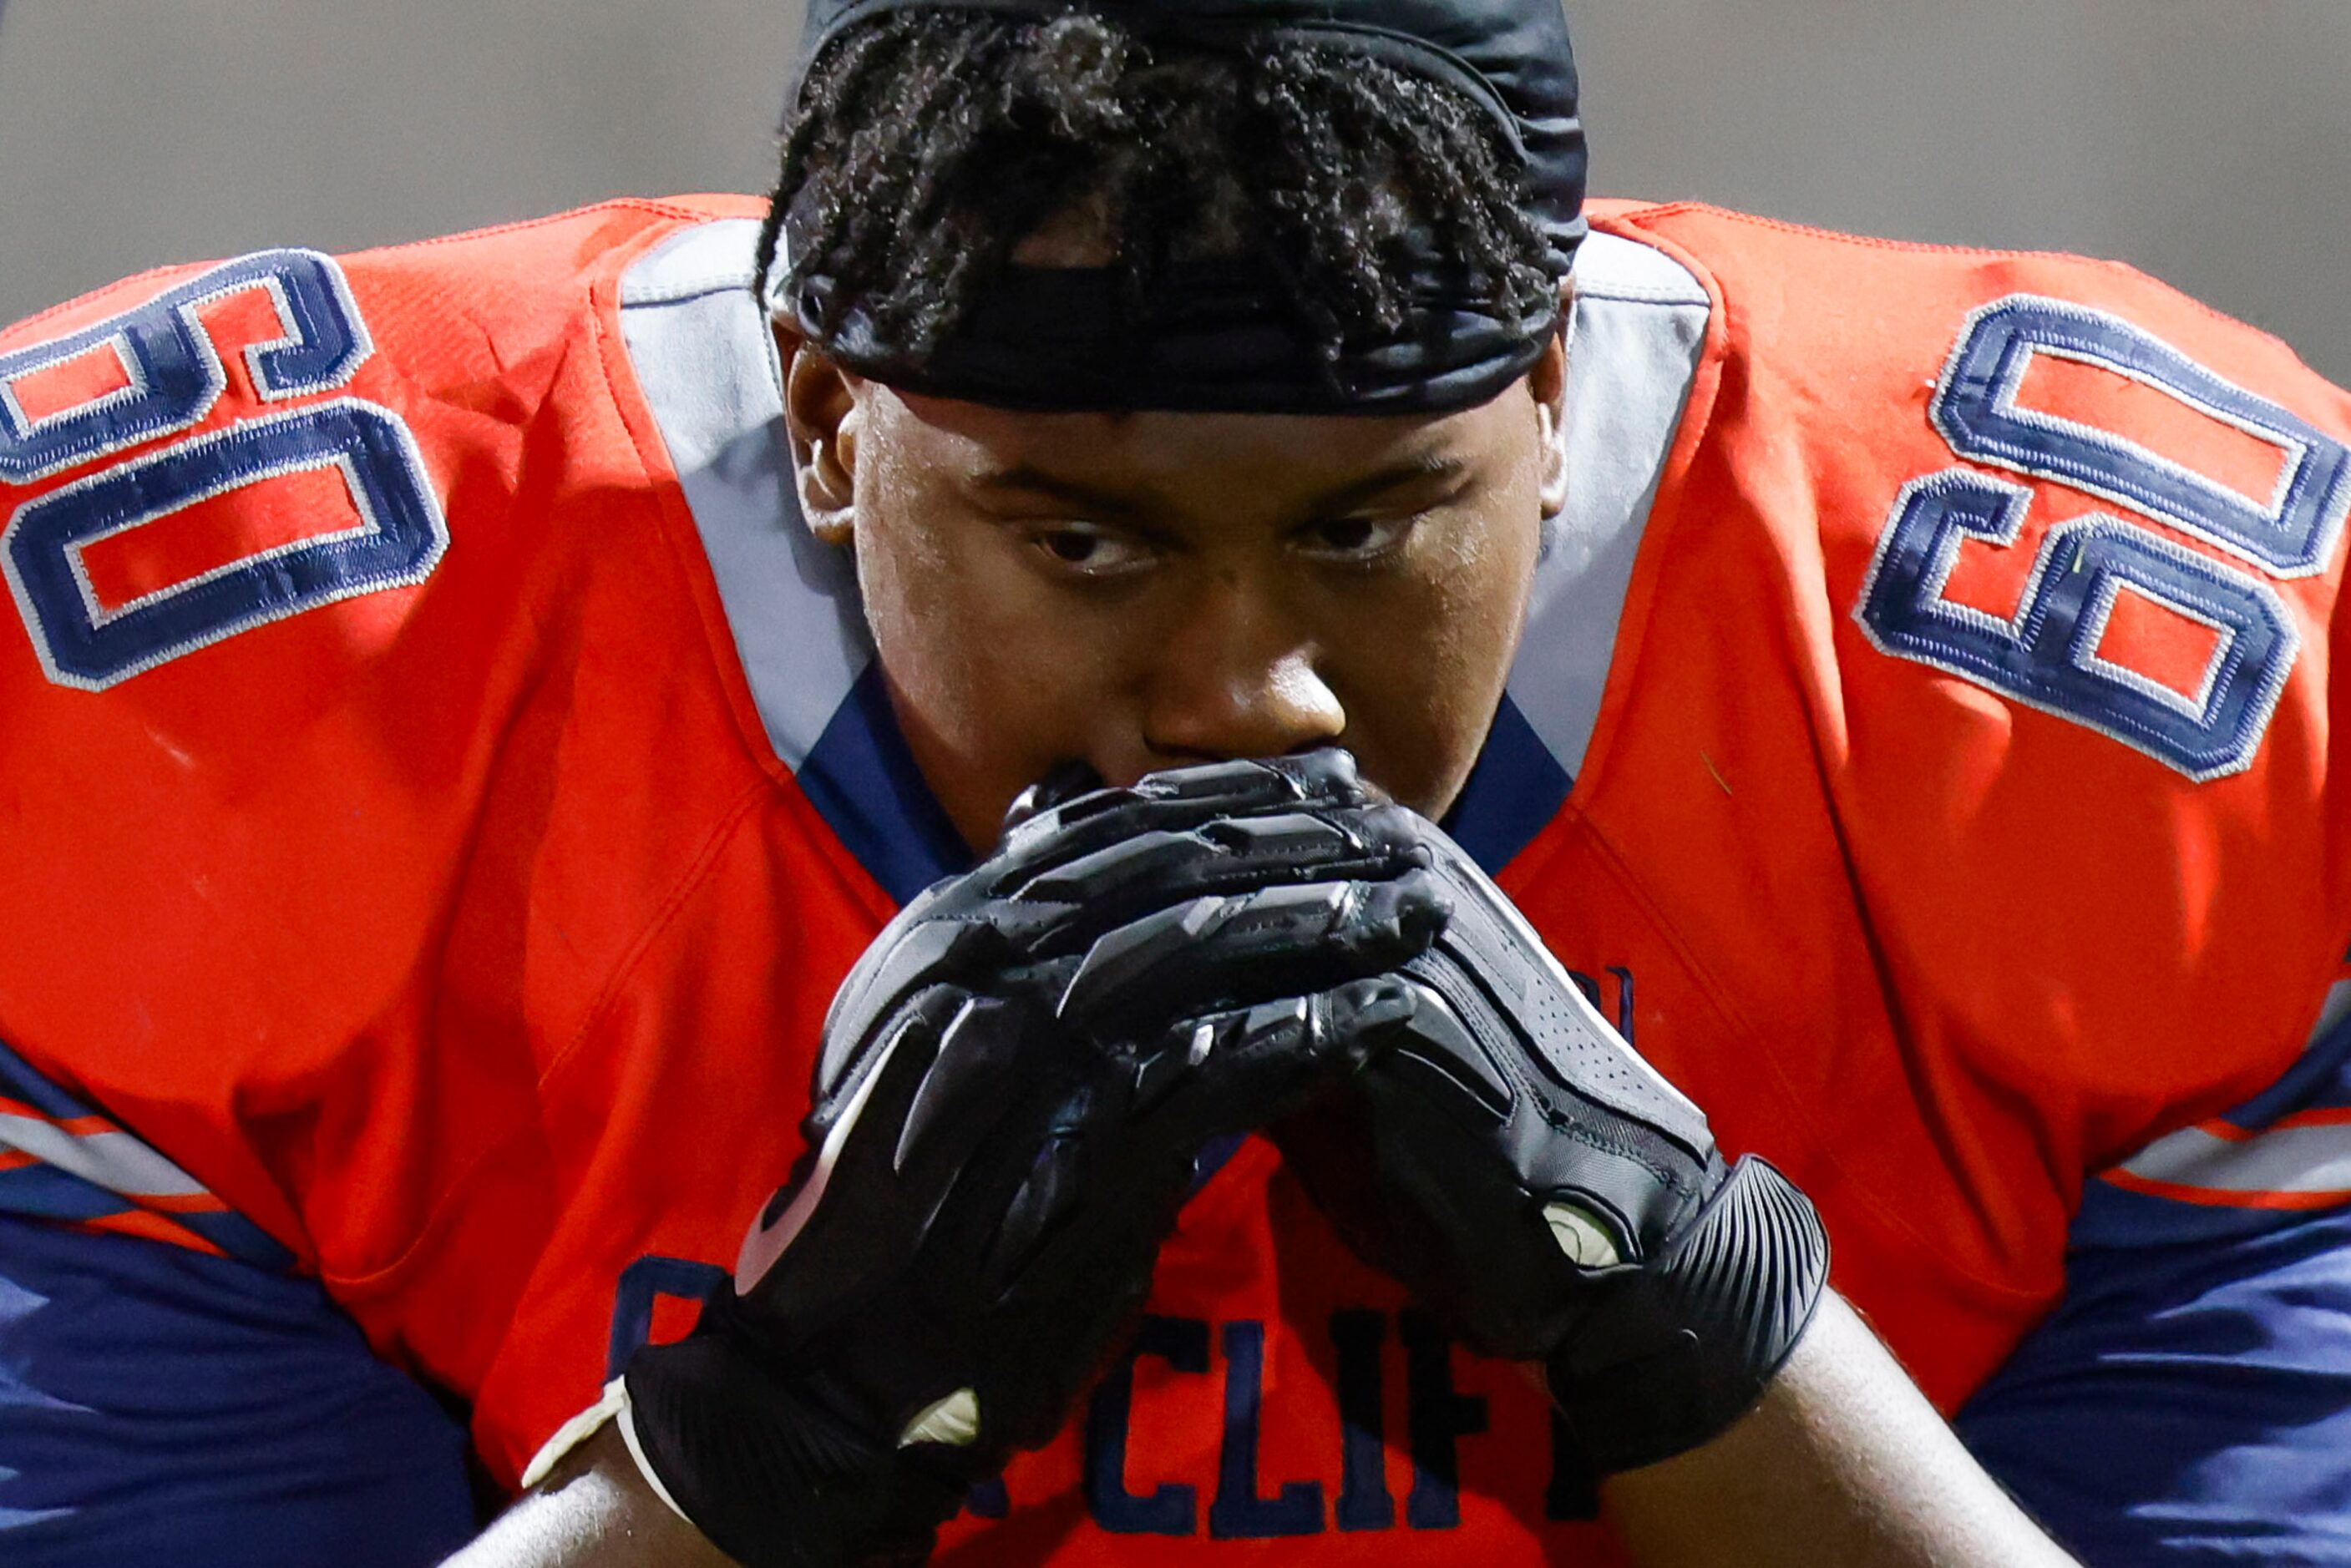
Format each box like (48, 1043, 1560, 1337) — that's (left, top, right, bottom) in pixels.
(1141, 579, 1346, 762)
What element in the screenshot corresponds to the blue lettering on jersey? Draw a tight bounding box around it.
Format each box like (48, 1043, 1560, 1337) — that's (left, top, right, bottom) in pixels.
(603, 1269, 1599, 1538)
(1858, 294, 2341, 779)
(1933, 296, 2351, 578)
(1209, 1320, 1324, 1538)
(1400, 1308, 1490, 1530)
(1330, 1309, 1396, 1530)
(0, 250, 446, 689)
(7, 401, 449, 689)
(1088, 1315, 1211, 1535)
(603, 1254, 728, 1382)
(0, 250, 371, 485)
(1857, 471, 2297, 781)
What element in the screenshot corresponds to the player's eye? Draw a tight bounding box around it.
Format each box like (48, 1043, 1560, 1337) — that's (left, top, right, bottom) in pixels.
(1028, 522, 1156, 579)
(1293, 513, 1418, 564)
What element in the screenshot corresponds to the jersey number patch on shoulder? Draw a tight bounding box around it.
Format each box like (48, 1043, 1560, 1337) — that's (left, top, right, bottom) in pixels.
(0, 250, 446, 689)
(1856, 296, 2348, 780)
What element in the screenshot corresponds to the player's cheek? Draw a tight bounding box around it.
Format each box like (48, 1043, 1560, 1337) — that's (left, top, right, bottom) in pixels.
(1320, 609, 1472, 813)
(1325, 536, 1533, 817)
(842, 508, 1068, 834)
(944, 569, 1155, 816)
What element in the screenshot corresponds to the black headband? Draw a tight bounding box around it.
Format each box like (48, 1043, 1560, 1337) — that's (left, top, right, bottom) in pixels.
(779, 0, 1587, 414)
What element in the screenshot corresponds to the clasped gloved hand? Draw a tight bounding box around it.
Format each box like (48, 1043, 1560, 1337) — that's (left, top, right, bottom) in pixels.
(623, 752, 1447, 1568)
(1275, 802, 1829, 1477)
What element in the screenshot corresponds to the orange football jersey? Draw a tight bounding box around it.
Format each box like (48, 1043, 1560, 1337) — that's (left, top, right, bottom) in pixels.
(0, 195, 2344, 1563)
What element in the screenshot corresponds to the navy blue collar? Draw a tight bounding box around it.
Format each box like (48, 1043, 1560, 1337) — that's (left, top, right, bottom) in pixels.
(790, 665, 1568, 905)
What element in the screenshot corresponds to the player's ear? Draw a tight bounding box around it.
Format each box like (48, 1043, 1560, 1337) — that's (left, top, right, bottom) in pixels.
(777, 321, 863, 547)
(1533, 282, 1572, 521)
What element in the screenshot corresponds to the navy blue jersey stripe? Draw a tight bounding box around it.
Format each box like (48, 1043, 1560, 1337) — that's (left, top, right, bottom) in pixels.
(0, 1039, 295, 1272)
(0, 1038, 92, 1121)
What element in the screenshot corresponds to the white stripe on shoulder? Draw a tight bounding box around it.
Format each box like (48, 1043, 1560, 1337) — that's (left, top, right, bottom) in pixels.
(618, 220, 1710, 785)
(1505, 230, 1711, 781)
(618, 218, 871, 773)
(2117, 1120, 2351, 1201)
(2110, 979, 2351, 1204)
(0, 1114, 208, 1199)
(2311, 977, 2351, 1045)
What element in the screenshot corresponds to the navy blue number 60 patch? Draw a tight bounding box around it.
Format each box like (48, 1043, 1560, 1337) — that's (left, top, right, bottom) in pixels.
(1857, 295, 2348, 780)
(0, 250, 445, 689)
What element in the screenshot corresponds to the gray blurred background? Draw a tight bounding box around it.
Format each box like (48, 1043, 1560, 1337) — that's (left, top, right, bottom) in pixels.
(3, 3, 2347, 380)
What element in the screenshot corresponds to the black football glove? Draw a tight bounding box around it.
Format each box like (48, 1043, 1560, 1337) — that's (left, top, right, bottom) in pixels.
(1274, 808, 1828, 1475)
(624, 752, 1447, 1568)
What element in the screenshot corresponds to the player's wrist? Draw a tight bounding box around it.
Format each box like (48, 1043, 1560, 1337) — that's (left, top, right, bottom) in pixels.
(1545, 1156, 1830, 1474)
(1267, 794, 1833, 1478)
(621, 1305, 971, 1568)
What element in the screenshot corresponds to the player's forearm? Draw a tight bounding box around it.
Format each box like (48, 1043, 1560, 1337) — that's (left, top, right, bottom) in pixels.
(1601, 1290, 2078, 1568)
(446, 1426, 732, 1568)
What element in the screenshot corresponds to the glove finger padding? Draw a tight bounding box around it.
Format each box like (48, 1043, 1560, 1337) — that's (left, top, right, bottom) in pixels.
(1057, 867, 1446, 1033)
(813, 792, 1430, 1089)
(1272, 812, 1829, 1478)
(985, 750, 1381, 894)
(625, 751, 1447, 1568)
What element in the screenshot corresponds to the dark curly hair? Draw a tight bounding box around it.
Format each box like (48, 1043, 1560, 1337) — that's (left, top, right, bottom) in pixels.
(756, 8, 1560, 372)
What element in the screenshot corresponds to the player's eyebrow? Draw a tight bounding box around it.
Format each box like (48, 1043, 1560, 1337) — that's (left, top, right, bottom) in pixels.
(970, 464, 1151, 520)
(1301, 453, 1470, 515)
(971, 452, 1469, 519)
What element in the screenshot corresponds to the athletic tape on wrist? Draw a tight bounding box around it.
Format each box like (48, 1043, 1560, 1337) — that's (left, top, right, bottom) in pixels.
(519, 1377, 696, 1528)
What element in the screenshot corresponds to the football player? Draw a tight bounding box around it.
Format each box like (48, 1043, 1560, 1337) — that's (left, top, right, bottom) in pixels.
(0, 2, 2341, 1566)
